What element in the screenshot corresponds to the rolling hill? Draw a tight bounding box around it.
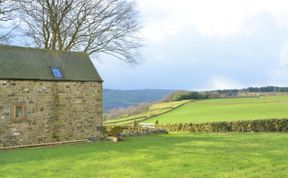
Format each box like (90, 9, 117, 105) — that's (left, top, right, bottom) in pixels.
(103, 89, 174, 111)
(104, 95, 288, 125)
(145, 95, 288, 123)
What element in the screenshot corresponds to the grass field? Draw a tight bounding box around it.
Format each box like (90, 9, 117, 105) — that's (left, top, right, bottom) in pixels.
(146, 96, 288, 124)
(104, 100, 189, 125)
(0, 133, 288, 178)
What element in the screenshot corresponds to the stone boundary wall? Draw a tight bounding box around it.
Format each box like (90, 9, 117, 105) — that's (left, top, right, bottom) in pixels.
(155, 119, 288, 132)
(0, 80, 102, 147)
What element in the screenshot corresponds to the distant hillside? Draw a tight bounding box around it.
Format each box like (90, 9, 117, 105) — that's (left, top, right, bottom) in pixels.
(103, 89, 175, 111)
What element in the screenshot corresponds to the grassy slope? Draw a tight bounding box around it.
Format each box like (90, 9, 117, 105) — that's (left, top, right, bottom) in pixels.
(104, 100, 189, 125)
(1, 133, 288, 178)
(146, 96, 288, 124)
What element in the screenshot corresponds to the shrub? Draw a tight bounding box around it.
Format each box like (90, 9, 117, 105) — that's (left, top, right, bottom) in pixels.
(104, 125, 128, 136)
(161, 90, 209, 102)
(155, 120, 159, 126)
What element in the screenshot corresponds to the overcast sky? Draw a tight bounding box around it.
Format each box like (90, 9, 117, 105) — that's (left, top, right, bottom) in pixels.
(5, 1, 288, 90)
(94, 1, 287, 90)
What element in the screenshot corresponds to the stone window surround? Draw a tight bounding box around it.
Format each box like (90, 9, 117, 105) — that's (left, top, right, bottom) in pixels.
(10, 102, 27, 121)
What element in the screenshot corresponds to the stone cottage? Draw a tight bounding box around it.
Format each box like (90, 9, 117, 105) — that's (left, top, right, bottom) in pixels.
(0, 45, 103, 147)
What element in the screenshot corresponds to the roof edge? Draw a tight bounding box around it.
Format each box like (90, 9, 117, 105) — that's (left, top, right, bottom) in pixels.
(0, 44, 88, 56)
(0, 78, 104, 83)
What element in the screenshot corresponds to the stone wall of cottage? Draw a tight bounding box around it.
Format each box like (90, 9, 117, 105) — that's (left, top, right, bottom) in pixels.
(0, 80, 102, 147)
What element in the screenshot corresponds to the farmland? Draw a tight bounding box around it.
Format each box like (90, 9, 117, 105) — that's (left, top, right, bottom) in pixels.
(104, 100, 189, 125)
(1, 133, 288, 178)
(1, 96, 288, 178)
(146, 96, 288, 124)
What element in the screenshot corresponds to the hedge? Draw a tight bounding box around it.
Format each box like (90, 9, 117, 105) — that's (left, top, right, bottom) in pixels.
(155, 119, 288, 132)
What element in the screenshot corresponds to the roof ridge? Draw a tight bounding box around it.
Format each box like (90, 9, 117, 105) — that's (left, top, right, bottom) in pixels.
(0, 44, 87, 55)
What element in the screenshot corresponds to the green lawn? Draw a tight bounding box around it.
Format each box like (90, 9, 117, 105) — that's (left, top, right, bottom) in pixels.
(146, 96, 288, 124)
(1, 133, 288, 178)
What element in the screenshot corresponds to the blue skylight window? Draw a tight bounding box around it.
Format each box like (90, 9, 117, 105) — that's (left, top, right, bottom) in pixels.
(51, 67, 63, 79)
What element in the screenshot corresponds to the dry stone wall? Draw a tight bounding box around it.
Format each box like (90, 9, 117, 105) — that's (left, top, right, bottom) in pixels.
(0, 80, 102, 147)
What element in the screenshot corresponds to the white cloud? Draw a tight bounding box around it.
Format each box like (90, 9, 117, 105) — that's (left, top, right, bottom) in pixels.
(205, 76, 245, 90)
(138, 0, 288, 39)
(141, 25, 168, 43)
(279, 41, 288, 66)
(93, 0, 288, 90)
(266, 66, 288, 86)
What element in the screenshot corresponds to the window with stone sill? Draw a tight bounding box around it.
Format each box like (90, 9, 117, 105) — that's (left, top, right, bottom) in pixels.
(11, 103, 27, 121)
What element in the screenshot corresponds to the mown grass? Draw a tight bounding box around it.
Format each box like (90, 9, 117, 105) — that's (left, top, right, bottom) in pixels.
(0, 133, 288, 178)
(146, 96, 288, 124)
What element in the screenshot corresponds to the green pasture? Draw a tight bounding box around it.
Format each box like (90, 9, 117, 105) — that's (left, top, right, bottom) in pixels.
(104, 100, 189, 125)
(146, 96, 288, 124)
(1, 133, 288, 178)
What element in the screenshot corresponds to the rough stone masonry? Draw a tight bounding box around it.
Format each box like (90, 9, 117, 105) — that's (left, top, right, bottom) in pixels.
(0, 80, 102, 147)
(0, 45, 103, 147)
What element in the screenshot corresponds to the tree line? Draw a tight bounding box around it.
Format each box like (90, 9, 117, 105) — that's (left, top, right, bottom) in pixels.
(162, 86, 288, 102)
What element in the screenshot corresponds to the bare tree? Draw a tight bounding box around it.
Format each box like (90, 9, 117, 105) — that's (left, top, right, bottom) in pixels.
(17, 0, 142, 64)
(0, 0, 14, 21)
(0, 0, 18, 42)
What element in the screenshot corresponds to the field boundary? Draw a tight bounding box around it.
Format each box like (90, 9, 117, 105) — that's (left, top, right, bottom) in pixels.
(156, 118, 288, 133)
(104, 116, 145, 125)
(140, 101, 192, 123)
(104, 100, 192, 126)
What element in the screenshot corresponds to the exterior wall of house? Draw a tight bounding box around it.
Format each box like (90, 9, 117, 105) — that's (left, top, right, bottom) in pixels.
(0, 80, 102, 147)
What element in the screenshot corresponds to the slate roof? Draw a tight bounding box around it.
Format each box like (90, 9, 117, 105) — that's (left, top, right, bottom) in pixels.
(0, 45, 102, 82)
